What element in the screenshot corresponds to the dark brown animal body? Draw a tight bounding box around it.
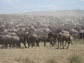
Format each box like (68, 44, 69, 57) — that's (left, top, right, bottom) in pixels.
(0, 35, 21, 48)
(27, 34, 40, 47)
(48, 32, 58, 46)
(78, 30, 84, 43)
(57, 31, 73, 49)
(37, 36, 49, 46)
(70, 29, 78, 40)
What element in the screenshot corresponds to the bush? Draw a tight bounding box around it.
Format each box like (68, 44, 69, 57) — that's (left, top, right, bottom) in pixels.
(47, 58, 57, 63)
(15, 56, 35, 63)
(68, 54, 81, 63)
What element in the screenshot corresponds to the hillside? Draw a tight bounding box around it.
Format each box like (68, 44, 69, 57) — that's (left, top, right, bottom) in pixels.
(22, 10, 84, 16)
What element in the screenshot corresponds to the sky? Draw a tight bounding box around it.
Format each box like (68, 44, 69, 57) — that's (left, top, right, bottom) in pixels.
(0, 0, 84, 14)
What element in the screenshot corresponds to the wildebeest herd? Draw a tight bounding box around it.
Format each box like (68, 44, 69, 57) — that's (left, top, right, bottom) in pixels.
(0, 23, 84, 49)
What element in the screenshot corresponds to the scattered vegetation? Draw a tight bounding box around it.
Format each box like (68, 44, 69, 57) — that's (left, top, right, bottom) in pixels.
(15, 56, 35, 63)
(68, 54, 81, 63)
(47, 58, 57, 63)
(72, 39, 84, 44)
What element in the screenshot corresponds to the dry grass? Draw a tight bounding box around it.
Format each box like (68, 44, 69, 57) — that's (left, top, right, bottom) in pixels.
(0, 43, 84, 63)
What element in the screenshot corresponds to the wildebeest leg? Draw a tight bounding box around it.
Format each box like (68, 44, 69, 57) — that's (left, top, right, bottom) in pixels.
(11, 43, 15, 48)
(64, 41, 67, 46)
(31, 41, 35, 47)
(11, 42, 16, 48)
(31, 43, 33, 47)
(57, 41, 60, 49)
(36, 41, 39, 47)
(66, 41, 70, 49)
(61, 40, 64, 49)
(50, 41, 52, 46)
(44, 41, 46, 46)
(9, 43, 12, 49)
(60, 40, 63, 46)
(27, 40, 30, 48)
(51, 41, 54, 46)
(33, 42, 36, 47)
(17, 43, 21, 48)
(27, 42, 30, 48)
(23, 42, 27, 48)
(50, 40, 54, 46)
(70, 41, 73, 45)
(4, 43, 8, 48)
(54, 40, 56, 45)
(19, 43, 21, 48)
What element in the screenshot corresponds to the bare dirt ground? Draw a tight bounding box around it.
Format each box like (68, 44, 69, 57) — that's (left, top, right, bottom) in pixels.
(0, 43, 84, 63)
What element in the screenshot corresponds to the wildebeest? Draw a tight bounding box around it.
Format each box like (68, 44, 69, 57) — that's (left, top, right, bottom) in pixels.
(57, 30, 73, 49)
(37, 36, 48, 46)
(78, 30, 84, 44)
(27, 33, 40, 47)
(0, 34, 21, 48)
(0, 22, 76, 49)
(48, 31, 58, 46)
(15, 31, 28, 48)
(69, 28, 79, 40)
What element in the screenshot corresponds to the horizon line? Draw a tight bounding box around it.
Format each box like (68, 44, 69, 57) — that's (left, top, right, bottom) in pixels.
(0, 9, 84, 15)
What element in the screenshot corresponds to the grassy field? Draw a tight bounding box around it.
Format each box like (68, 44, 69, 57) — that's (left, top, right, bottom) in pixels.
(0, 41, 84, 63)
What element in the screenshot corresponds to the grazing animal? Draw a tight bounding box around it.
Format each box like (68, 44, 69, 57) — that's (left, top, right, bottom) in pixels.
(16, 32, 28, 48)
(57, 31, 73, 49)
(0, 35, 21, 48)
(48, 31, 58, 46)
(78, 30, 84, 43)
(37, 36, 48, 46)
(0, 35, 9, 48)
(27, 33, 40, 47)
(70, 29, 78, 40)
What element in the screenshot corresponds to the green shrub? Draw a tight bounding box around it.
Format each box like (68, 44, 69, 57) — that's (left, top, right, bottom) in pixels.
(68, 54, 81, 63)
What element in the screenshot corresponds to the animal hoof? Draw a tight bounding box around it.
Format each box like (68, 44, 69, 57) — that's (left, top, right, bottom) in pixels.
(66, 47, 69, 49)
(63, 47, 64, 49)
